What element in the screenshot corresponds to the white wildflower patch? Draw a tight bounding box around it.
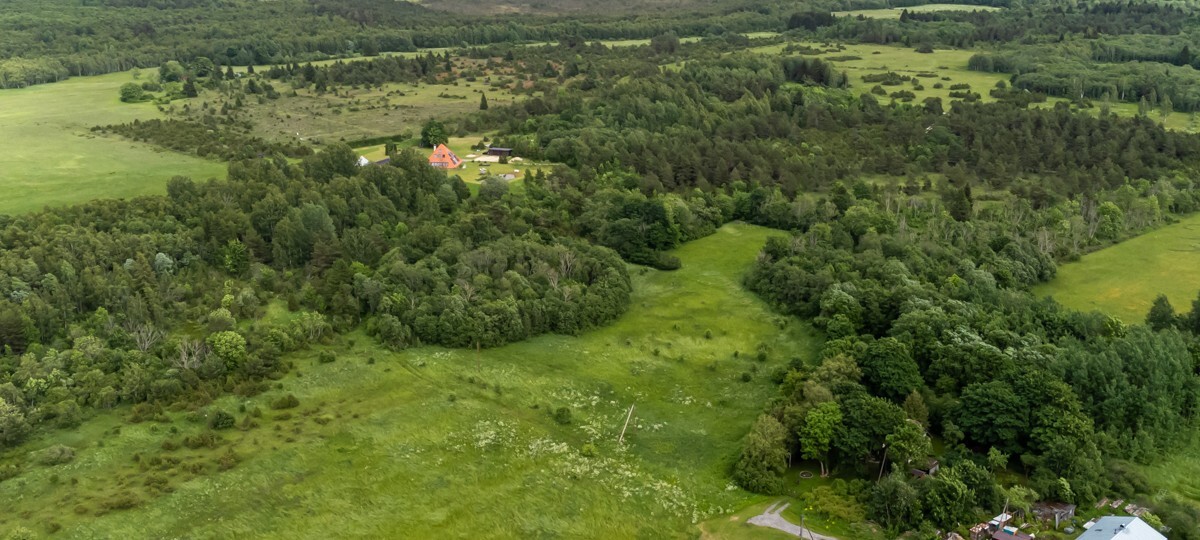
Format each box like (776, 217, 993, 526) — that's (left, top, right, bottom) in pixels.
(471, 419, 516, 450)
(525, 437, 570, 459)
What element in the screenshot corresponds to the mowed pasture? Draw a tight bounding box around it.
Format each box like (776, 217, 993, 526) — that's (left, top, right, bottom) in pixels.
(833, 4, 1002, 19)
(1033, 212, 1200, 323)
(0, 223, 820, 539)
(0, 71, 226, 215)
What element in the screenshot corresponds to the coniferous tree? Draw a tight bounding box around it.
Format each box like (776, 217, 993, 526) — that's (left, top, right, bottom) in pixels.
(1146, 294, 1178, 331)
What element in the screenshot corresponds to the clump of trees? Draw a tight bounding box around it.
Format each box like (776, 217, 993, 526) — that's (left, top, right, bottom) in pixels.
(0, 143, 635, 450)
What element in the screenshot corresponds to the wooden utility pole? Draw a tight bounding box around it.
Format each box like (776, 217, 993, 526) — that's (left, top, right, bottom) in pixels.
(618, 404, 636, 444)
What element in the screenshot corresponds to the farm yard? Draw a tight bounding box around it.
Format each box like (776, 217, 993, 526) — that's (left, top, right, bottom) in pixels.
(0, 224, 821, 539)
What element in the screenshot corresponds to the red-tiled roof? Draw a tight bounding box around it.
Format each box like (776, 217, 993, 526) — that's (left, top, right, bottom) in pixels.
(428, 144, 462, 168)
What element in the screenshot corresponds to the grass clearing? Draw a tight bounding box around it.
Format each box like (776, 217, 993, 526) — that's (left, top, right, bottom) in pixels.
(750, 41, 1012, 107)
(0, 222, 820, 539)
(750, 40, 1199, 132)
(833, 4, 1002, 19)
(176, 80, 524, 146)
(1142, 432, 1200, 507)
(0, 70, 226, 215)
(1033, 213, 1200, 323)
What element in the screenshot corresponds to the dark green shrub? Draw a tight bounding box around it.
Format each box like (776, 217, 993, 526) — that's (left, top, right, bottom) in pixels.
(207, 410, 235, 430)
(270, 394, 300, 410)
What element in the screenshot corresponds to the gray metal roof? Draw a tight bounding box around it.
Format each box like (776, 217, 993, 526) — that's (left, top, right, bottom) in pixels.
(1076, 517, 1165, 540)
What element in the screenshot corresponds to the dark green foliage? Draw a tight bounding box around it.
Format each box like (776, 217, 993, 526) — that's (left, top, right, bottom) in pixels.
(207, 410, 235, 430)
(420, 119, 448, 148)
(859, 338, 921, 402)
(182, 431, 221, 450)
(119, 83, 147, 103)
(870, 474, 923, 531)
(1147, 292, 1176, 331)
(553, 407, 572, 425)
(35, 444, 76, 466)
(94, 119, 312, 160)
(732, 414, 788, 494)
(271, 394, 300, 410)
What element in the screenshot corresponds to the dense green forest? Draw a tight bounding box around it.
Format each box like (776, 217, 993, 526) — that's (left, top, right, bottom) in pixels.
(7, 0, 1200, 537)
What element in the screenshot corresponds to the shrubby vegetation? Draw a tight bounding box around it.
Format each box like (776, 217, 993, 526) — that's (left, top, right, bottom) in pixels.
(0, 144, 635, 448)
(8, 0, 1200, 535)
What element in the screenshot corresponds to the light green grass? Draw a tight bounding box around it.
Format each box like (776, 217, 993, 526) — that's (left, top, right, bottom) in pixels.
(179, 81, 520, 146)
(751, 40, 1197, 131)
(1033, 212, 1200, 324)
(752, 41, 1011, 108)
(834, 4, 1002, 19)
(0, 71, 226, 215)
(0, 223, 820, 539)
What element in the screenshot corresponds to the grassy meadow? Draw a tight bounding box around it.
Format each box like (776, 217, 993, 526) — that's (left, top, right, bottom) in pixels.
(0, 71, 226, 215)
(1033, 212, 1200, 323)
(834, 4, 1002, 19)
(176, 79, 521, 146)
(0, 223, 821, 539)
(752, 41, 1012, 107)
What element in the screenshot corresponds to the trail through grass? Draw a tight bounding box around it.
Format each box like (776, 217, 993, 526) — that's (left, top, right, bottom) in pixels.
(0, 71, 226, 215)
(1033, 213, 1200, 323)
(0, 222, 819, 539)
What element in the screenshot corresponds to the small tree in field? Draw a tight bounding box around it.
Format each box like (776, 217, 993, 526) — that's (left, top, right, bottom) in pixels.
(1146, 294, 1178, 331)
(119, 83, 146, 103)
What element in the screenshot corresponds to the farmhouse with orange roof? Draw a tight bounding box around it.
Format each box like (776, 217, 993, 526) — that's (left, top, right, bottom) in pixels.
(428, 144, 463, 169)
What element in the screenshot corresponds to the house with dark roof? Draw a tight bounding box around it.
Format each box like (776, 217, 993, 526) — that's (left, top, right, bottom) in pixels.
(486, 147, 513, 157)
(1076, 516, 1165, 540)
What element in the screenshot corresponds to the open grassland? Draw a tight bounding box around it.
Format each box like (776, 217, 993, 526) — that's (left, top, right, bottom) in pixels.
(0, 71, 226, 215)
(751, 41, 1200, 132)
(754, 41, 1012, 107)
(0, 223, 820, 539)
(177, 80, 522, 146)
(834, 4, 1002, 19)
(1033, 212, 1200, 323)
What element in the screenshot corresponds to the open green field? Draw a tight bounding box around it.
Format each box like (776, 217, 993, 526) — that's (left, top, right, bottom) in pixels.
(178, 80, 522, 146)
(750, 40, 1200, 132)
(0, 223, 820, 539)
(751, 41, 1012, 107)
(0, 71, 226, 215)
(1033, 212, 1200, 323)
(834, 4, 1002, 19)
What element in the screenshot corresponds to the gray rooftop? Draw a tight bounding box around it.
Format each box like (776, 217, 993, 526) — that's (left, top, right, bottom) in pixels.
(1076, 516, 1165, 540)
